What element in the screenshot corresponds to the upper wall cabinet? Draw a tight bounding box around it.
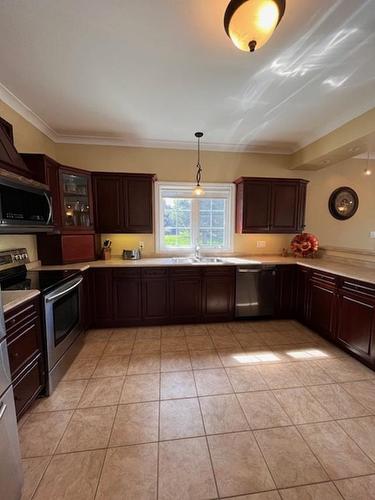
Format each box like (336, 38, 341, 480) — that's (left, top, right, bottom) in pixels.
(21, 154, 96, 264)
(21, 154, 94, 232)
(234, 177, 308, 234)
(93, 173, 156, 234)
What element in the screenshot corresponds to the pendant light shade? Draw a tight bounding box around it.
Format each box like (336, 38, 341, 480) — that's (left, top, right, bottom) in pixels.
(224, 0, 286, 52)
(193, 132, 205, 197)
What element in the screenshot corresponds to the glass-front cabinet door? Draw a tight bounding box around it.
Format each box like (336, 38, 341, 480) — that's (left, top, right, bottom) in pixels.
(61, 170, 93, 229)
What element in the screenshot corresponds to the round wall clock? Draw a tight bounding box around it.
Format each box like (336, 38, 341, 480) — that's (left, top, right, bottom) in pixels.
(329, 187, 359, 220)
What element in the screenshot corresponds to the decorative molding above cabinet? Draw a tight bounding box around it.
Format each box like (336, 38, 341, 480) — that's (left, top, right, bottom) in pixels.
(234, 177, 308, 234)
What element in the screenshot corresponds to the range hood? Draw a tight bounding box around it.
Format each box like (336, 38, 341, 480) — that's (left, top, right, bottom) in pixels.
(0, 118, 33, 179)
(0, 118, 54, 233)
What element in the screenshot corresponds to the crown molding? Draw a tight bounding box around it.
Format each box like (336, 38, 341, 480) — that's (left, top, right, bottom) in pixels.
(53, 134, 294, 154)
(0, 82, 58, 142)
(0, 81, 293, 154)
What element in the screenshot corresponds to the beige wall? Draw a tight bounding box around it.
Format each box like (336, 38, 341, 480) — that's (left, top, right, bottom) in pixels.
(304, 158, 375, 251)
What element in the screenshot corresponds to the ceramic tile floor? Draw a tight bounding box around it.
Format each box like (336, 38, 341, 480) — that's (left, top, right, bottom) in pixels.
(18, 320, 375, 500)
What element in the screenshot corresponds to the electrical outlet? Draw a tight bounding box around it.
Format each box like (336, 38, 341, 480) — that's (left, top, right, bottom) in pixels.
(139, 241, 145, 250)
(256, 241, 266, 248)
(369, 232, 375, 239)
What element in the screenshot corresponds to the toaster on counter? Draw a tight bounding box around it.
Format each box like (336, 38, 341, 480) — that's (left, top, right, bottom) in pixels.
(123, 249, 141, 260)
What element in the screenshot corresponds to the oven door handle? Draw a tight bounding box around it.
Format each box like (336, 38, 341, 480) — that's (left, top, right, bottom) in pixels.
(44, 192, 53, 225)
(45, 277, 83, 303)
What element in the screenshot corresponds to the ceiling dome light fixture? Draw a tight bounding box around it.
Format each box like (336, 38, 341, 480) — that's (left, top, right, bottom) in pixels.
(193, 132, 205, 197)
(224, 0, 286, 52)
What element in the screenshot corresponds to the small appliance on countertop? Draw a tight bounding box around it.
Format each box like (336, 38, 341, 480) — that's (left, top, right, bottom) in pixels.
(0, 248, 84, 394)
(123, 249, 141, 260)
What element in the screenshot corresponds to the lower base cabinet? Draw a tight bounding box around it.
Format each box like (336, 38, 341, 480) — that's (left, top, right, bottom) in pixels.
(275, 265, 296, 318)
(336, 281, 375, 365)
(113, 269, 142, 325)
(142, 269, 170, 323)
(90, 266, 235, 327)
(4, 297, 45, 419)
(88, 264, 375, 370)
(169, 269, 202, 323)
(308, 279, 337, 340)
(203, 268, 235, 321)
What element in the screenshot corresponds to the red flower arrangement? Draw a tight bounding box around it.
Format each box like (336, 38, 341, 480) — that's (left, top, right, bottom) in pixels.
(291, 233, 319, 258)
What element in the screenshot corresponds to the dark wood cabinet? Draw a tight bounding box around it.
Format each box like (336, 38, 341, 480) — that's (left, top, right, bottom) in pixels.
(123, 176, 154, 233)
(92, 173, 155, 234)
(235, 177, 308, 234)
(92, 174, 123, 233)
(235, 180, 271, 233)
(91, 269, 113, 326)
(202, 267, 235, 321)
(142, 268, 169, 323)
(307, 271, 338, 340)
(22, 154, 96, 264)
(81, 270, 92, 331)
(169, 268, 202, 323)
(295, 266, 310, 324)
(275, 265, 296, 318)
(4, 297, 45, 419)
(91, 265, 235, 327)
(336, 279, 375, 364)
(113, 269, 142, 325)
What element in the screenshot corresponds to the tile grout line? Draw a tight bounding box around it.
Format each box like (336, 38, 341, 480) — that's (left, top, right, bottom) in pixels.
(94, 327, 133, 500)
(188, 339, 221, 499)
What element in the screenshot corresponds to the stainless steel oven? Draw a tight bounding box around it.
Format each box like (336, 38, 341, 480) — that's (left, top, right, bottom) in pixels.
(44, 275, 84, 392)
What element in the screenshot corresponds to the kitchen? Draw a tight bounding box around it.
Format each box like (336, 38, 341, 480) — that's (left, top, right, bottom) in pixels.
(1, 1, 375, 499)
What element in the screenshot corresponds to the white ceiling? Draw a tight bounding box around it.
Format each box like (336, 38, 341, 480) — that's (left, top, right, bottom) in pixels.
(0, 0, 375, 153)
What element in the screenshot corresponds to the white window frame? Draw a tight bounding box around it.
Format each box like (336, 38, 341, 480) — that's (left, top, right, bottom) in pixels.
(155, 181, 235, 254)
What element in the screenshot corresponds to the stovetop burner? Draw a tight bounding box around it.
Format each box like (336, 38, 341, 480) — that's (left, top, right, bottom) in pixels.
(0, 248, 81, 294)
(1, 269, 81, 294)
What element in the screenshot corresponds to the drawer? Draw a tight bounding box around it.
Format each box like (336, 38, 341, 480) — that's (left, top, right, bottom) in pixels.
(341, 279, 375, 299)
(5, 298, 39, 338)
(169, 267, 202, 278)
(310, 270, 337, 287)
(13, 356, 44, 419)
(141, 267, 168, 278)
(113, 268, 141, 278)
(203, 266, 235, 276)
(7, 319, 41, 377)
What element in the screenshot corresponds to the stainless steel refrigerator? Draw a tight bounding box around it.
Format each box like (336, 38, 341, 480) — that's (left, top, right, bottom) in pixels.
(0, 291, 23, 500)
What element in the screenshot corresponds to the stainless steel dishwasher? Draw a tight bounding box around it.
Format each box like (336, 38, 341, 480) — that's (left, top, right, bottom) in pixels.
(235, 265, 276, 318)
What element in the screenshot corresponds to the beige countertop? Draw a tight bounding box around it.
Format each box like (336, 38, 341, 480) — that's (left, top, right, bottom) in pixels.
(29, 255, 375, 285)
(1, 290, 40, 314)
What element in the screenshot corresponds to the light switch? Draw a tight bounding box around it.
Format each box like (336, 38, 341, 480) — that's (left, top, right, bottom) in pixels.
(369, 232, 375, 239)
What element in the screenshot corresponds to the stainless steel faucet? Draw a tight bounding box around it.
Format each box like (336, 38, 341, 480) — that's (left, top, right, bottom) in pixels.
(194, 245, 201, 260)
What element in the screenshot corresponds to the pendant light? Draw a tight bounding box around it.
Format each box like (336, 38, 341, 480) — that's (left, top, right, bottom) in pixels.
(224, 0, 286, 52)
(193, 132, 205, 196)
(364, 150, 372, 176)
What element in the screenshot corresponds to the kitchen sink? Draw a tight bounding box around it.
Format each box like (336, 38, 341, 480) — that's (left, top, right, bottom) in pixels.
(170, 256, 225, 265)
(194, 257, 224, 264)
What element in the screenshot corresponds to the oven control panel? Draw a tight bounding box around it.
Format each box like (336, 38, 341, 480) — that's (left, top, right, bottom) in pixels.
(0, 248, 30, 269)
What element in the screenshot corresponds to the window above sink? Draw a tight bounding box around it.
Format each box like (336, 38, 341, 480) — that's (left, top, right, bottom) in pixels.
(155, 182, 235, 254)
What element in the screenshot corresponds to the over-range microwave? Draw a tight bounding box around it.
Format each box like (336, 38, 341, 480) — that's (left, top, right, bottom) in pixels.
(0, 176, 54, 233)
